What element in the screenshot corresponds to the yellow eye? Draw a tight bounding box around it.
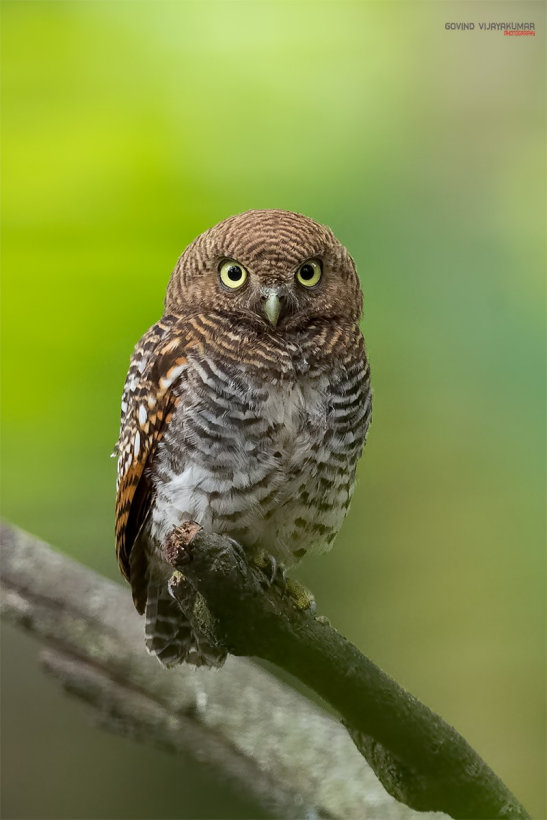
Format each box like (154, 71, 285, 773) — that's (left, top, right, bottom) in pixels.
(296, 259, 322, 288)
(219, 259, 248, 289)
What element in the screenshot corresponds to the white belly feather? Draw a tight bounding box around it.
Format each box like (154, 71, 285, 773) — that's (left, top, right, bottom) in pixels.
(149, 375, 344, 566)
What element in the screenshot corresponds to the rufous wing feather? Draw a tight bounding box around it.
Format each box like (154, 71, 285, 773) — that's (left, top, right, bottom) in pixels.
(115, 318, 191, 612)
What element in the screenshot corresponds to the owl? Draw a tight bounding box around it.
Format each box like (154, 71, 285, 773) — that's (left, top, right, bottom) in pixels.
(115, 209, 372, 667)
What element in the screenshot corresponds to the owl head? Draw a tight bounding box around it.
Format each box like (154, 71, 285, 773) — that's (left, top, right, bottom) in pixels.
(164, 210, 363, 332)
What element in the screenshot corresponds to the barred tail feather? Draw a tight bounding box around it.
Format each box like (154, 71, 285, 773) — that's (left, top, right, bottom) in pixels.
(145, 581, 226, 668)
(145, 582, 193, 667)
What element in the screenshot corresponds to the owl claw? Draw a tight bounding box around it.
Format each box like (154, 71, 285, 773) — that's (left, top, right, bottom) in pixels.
(225, 536, 247, 563)
(253, 551, 285, 588)
(253, 552, 316, 613)
(285, 578, 317, 614)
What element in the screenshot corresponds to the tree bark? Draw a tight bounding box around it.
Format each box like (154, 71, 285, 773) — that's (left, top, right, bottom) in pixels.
(0, 521, 530, 819)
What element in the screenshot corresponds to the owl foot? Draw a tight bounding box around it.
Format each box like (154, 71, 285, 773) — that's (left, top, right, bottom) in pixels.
(253, 550, 286, 587)
(285, 578, 316, 614)
(252, 552, 316, 613)
(224, 536, 248, 564)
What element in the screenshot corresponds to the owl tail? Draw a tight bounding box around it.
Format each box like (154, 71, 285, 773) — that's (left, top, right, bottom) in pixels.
(144, 580, 225, 668)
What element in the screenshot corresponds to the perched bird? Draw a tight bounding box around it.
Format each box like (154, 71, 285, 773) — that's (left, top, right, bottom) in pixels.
(115, 209, 372, 667)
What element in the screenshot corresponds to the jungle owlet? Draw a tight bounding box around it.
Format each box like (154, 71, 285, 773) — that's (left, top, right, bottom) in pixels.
(115, 209, 372, 667)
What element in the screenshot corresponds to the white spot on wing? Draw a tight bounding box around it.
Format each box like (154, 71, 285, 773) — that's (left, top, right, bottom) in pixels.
(160, 364, 185, 391)
(138, 405, 147, 427)
(134, 431, 141, 457)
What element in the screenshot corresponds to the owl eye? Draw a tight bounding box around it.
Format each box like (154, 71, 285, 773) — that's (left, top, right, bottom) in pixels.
(296, 259, 322, 288)
(219, 259, 248, 289)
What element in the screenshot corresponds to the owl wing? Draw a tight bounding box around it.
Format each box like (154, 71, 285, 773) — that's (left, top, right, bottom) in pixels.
(115, 316, 192, 613)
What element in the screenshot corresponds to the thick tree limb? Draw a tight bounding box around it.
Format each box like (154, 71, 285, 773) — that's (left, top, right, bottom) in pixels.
(0, 522, 529, 820)
(0, 522, 444, 820)
(164, 523, 530, 820)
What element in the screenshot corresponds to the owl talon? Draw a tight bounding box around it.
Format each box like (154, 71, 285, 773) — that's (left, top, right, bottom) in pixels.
(252, 553, 315, 612)
(285, 578, 316, 614)
(225, 536, 247, 563)
(253, 551, 284, 587)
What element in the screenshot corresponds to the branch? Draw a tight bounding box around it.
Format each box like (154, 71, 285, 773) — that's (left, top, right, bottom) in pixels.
(164, 523, 530, 820)
(1, 522, 447, 820)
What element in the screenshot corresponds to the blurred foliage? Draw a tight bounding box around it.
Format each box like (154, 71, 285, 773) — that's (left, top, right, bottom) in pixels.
(1, 1, 544, 818)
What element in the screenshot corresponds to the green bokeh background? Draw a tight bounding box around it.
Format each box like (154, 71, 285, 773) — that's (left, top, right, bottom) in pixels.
(1, 1, 544, 818)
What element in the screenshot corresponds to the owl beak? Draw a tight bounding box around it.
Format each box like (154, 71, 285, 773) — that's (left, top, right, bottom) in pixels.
(261, 288, 283, 327)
